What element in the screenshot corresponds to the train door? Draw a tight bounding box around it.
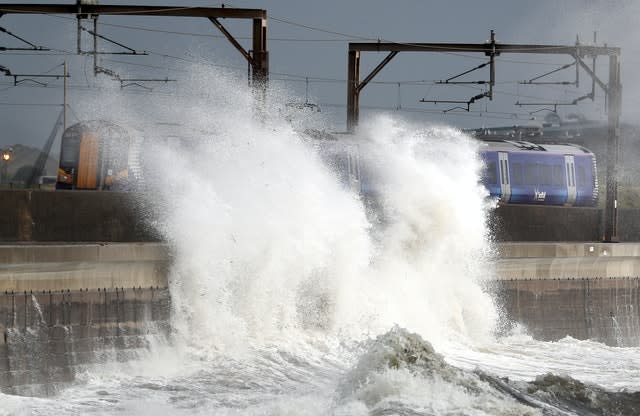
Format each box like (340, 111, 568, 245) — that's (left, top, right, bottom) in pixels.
(498, 152, 511, 203)
(76, 132, 99, 189)
(564, 155, 577, 206)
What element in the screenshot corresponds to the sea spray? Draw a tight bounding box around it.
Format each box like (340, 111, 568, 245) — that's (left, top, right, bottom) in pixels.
(137, 80, 371, 353)
(331, 117, 499, 347)
(111, 64, 503, 353)
(59, 59, 501, 353)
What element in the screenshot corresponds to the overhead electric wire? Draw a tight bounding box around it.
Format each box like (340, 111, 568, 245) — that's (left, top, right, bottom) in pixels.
(0, 58, 592, 104)
(101, 58, 181, 72)
(452, 81, 593, 102)
(0, 52, 73, 56)
(0, 95, 532, 121)
(270, 16, 579, 66)
(318, 102, 532, 121)
(0, 8, 607, 122)
(269, 16, 373, 41)
(44, 13, 353, 43)
(0, 72, 589, 105)
(0, 102, 64, 106)
(38, 12, 579, 66)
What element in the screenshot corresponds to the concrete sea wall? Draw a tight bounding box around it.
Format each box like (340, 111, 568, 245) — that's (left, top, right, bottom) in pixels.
(1, 190, 640, 242)
(1, 211, 640, 393)
(0, 243, 170, 395)
(496, 277, 640, 347)
(494, 242, 640, 347)
(0, 190, 159, 242)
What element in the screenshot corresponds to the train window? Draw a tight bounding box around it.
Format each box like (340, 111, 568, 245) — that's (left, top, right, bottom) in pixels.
(570, 163, 576, 187)
(553, 165, 564, 186)
(540, 165, 552, 186)
(524, 163, 537, 185)
(60, 136, 80, 166)
(500, 160, 507, 184)
(484, 161, 498, 184)
(576, 166, 586, 186)
(504, 160, 509, 184)
(511, 163, 522, 185)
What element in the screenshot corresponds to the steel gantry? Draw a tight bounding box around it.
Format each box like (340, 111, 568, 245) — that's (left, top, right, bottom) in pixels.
(0, 3, 268, 87)
(347, 32, 621, 242)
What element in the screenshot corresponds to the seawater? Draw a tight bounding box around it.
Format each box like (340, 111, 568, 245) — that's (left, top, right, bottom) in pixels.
(2, 67, 639, 415)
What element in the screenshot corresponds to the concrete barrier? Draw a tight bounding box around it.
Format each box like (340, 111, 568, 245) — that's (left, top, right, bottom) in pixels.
(0, 243, 171, 395)
(0, 243, 169, 292)
(0, 288, 171, 395)
(491, 205, 602, 241)
(493, 243, 640, 280)
(496, 242, 640, 258)
(2, 190, 640, 243)
(0, 190, 160, 242)
(496, 278, 640, 347)
(492, 242, 640, 346)
(2, 240, 640, 393)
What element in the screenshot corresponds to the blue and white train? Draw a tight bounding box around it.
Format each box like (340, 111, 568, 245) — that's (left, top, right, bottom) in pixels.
(313, 133, 599, 207)
(479, 140, 598, 206)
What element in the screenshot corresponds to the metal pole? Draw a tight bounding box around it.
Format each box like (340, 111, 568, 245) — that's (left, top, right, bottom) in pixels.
(93, 16, 97, 75)
(1, 158, 6, 185)
(76, 2, 81, 54)
(603, 54, 621, 242)
(592, 32, 597, 100)
(251, 17, 268, 91)
(63, 61, 67, 130)
(251, 17, 268, 118)
(489, 30, 496, 100)
(347, 49, 360, 132)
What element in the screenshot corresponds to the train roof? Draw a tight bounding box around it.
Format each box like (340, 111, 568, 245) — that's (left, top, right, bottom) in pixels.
(62, 120, 131, 139)
(479, 139, 594, 156)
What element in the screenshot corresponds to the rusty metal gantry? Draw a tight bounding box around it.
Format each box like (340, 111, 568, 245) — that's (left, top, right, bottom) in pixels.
(347, 34, 621, 242)
(0, 3, 268, 87)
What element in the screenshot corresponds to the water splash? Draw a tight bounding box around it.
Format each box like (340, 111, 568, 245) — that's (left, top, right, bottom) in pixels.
(127, 71, 498, 356)
(332, 118, 499, 346)
(334, 327, 540, 415)
(30, 294, 45, 327)
(611, 315, 624, 347)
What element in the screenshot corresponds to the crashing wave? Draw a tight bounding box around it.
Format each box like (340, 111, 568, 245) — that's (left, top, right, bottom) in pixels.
(335, 327, 540, 415)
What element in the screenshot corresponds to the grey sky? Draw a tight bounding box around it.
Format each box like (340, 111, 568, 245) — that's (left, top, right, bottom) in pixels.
(1, 0, 638, 149)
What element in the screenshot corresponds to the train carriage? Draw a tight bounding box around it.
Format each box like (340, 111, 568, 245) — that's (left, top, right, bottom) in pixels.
(56, 121, 141, 190)
(479, 140, 598, 206)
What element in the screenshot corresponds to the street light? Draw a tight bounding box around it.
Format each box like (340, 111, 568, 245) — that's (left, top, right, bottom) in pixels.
(1, 148, 12, 185)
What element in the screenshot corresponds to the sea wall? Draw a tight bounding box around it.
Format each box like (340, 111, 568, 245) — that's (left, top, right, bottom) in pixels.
(491, 206, 640, 242)
(495, 277, 640, 347)
(491, 205, 601, 241)
(0, 243, 170, 395)
(2, 237, 640, 394)
(0, 190, 159, 242)
(0, 288, 170, 396)
(493, 242, 640, 347)
(0, 243, 169, 292)
(1, 190, 640, 242)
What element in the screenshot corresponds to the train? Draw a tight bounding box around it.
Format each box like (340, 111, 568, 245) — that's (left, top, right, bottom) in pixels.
(479, 140, 598, 206)
(55, 122, 599, 207)
(316, 134, 599, 207)
(56, 121, 142, 190)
